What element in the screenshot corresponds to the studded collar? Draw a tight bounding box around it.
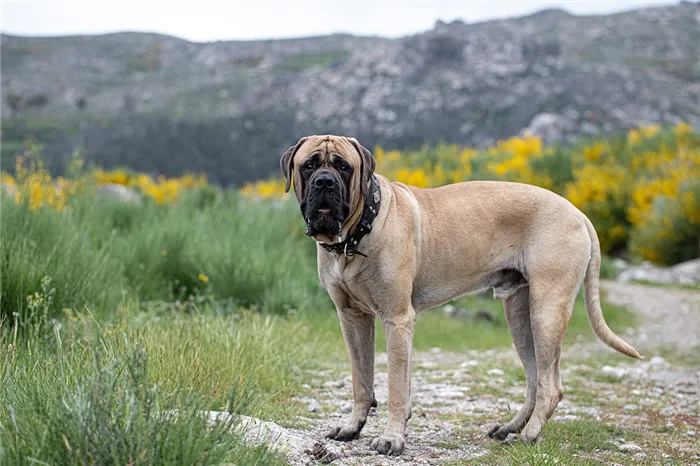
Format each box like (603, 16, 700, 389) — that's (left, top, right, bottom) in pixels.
(319, 176, 381, 258)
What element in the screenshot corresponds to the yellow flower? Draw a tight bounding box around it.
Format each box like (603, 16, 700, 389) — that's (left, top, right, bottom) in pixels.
(197, 273, 209, 284)
(161, 250, 168, 256)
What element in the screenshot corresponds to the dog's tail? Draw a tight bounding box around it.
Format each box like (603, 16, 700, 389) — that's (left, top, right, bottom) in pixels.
(582, 217, 643, 359)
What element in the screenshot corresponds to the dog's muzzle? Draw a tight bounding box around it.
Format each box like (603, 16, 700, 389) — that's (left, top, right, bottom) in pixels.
(303, 171, 348, 238)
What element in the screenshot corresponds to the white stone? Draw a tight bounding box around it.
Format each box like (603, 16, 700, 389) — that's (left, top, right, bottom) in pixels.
(487, 368, 505, 376)
(308, 400, 322, 413)
(650, 356, 666, 366)
(601, 365, 626, 378)
(460, 360, 479, 368)
(619, 442, 643, 452)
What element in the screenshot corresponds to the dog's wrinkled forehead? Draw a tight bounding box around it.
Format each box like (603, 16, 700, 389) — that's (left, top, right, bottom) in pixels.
(294, 135, 361, 167)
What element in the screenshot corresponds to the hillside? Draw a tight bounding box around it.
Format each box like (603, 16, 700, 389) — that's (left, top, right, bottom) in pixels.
(2, 2, 699, 185)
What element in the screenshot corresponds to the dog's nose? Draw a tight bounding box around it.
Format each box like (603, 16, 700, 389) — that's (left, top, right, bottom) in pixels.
(314, 174, 336, 189)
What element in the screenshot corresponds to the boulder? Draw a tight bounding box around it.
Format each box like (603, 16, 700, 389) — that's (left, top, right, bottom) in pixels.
(521, 112, 574, 145)
(616, 259, 700, 286)
(1, 182, 16, 199)
(95, 183, 141, 204)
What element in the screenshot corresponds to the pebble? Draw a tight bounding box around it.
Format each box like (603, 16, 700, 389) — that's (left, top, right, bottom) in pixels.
(308, 400, 322, 413)
(601, 365, 626, 378)
(430, 347, 442, 354)
(487, 368, 505, 376)
(341, 403, 352, 413)
(420, 361, 438, 369)
(436, 389, 465, 398)
(650, 356, 666, 365)
(460, 360, 479, 368)
(619, 442, 643, 452)
(623, 403, 638, 412)
(401, 454, 414, 461)
(302, 384, 311, 390)
(323, 380, 345, 389)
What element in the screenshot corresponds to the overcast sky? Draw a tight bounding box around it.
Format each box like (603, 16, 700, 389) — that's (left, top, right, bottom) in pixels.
(1, 0, 680, 42)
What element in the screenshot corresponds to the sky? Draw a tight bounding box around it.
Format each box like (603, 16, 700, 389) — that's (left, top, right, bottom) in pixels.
(1, 0, 681, 42)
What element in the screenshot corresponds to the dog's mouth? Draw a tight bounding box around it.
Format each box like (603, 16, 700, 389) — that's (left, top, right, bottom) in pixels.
(303, 194, 348, 239)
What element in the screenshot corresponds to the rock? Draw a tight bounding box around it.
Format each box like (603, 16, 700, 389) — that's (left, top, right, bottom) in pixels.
(521, 112, 574, 145)
(95, 183, 141, 204)
(623, 404, 639, 412)
(460, 360, 479, 368)
(443, 304, 457, 316)
(601, 365, 626, 378)
(487, 368, 505, 376)
(612, 258, 630, 273)
(420, 361, 438, 369)
(308, 400, 322, 413)
(619, 442, 643, 452)
(617, 259, 700, 286)
(301, 384, 311, 390)
(650, 356, 667, 366)
(430, 347, 442, 354)
(436, 389, 465, 398)
(1, 182, 16, 198)
(323, 380, 344, 389)
(340, 402, 352, 413)
(164, 410, 316, 464)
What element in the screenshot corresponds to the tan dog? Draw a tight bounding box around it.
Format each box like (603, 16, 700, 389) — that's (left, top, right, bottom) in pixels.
(280, 135, 641, 456)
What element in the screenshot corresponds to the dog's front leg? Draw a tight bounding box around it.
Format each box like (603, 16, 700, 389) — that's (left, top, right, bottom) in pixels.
(326, 308, 376, 441)
(371, 305, 415, 456)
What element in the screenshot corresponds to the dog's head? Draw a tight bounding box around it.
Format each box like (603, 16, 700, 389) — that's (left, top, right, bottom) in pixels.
(280, 135, 376, 243)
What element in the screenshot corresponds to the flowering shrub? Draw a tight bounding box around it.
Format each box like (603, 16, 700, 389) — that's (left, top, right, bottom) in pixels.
(1, 146, 207, 209)
(240, 123, 699, 264)
(3, 124, 697, 264)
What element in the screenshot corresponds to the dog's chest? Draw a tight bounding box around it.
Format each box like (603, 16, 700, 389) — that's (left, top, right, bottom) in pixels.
(321, 258, 378, 314)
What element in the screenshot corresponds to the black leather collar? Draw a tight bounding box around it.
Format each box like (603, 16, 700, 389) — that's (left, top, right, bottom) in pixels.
(320, 175, 381, 258)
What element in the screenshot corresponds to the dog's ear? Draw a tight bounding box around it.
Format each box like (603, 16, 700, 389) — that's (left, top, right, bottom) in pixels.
(348, 137, 376, 198)
(280, 137, 309, 193)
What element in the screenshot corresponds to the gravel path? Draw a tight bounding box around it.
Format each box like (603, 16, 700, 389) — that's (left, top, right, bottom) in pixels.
(275, 281, 700, 465)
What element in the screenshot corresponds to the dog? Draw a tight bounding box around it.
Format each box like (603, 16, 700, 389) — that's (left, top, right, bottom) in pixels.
(280, 135, 641, 456)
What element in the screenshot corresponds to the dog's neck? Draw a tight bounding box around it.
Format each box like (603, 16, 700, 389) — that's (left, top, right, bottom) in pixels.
(317, 176, 381, 258)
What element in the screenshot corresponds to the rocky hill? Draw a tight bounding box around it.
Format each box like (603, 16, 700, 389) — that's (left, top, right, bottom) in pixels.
(2, 2, 699, 185)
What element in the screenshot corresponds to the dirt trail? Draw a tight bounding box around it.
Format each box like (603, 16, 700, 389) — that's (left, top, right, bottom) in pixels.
(283, 282, 700, 465)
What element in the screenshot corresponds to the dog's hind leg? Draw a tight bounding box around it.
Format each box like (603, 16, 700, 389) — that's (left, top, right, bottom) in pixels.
(488, 286, 537, 441)
(520, 272, 582, 443)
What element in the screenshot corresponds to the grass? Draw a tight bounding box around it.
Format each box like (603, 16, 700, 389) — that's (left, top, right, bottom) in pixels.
(0, 310, 293, 465)
(471, 420, 629, 466)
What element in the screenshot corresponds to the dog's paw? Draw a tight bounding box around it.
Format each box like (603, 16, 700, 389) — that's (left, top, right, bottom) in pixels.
(487, 424, 511, 441)
(325, 424, 362, 442)
(370, 433, 405, 456)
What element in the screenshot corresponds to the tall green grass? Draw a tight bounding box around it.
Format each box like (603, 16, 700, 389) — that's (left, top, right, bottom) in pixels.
(0, 303, 332, 465)
(1, 191, 330, 325)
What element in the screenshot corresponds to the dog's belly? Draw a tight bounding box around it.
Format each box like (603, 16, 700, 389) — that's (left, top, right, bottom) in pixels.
(411, 280, 487, 311)
(411, 268, 527, 311)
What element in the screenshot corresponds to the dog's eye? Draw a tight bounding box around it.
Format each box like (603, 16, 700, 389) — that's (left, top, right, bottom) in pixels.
(303, 161, 316, 171)
(338, 161, 351, 172)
